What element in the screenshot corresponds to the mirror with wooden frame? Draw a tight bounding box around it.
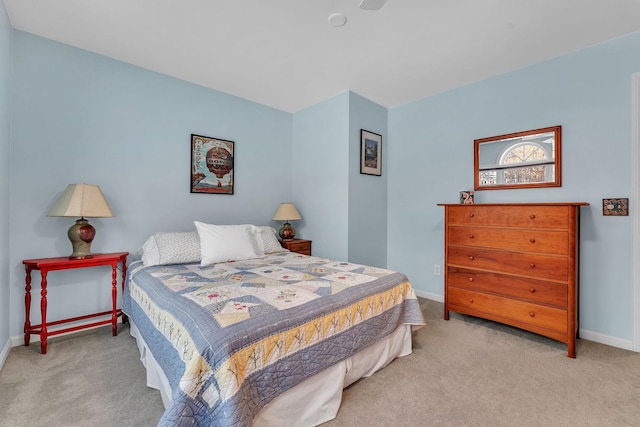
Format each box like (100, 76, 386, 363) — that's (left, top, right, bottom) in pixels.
(474, 125, 561, 190)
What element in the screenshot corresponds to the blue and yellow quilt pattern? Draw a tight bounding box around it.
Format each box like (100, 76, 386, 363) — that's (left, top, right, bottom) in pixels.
(123, 252, 425, 426)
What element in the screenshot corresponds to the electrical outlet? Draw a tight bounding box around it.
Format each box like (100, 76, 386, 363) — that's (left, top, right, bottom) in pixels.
(434, 265, 441, 276)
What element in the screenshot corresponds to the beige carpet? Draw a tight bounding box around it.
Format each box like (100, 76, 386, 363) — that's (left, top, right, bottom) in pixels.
(1, 298, 638, 427)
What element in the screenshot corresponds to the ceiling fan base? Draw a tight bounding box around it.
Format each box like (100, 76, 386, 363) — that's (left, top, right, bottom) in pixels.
(359, 0, 387, 11)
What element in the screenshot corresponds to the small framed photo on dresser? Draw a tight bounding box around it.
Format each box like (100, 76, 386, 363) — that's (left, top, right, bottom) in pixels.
(460, 190, 474, 204)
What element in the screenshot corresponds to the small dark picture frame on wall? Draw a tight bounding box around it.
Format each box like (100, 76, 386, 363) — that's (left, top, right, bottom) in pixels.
(360, 129, 382, 176)
(602, 198, 628, 216)
(191, 134, 235, 194)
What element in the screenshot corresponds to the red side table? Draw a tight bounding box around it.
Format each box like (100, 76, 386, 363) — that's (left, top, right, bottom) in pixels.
(22, 252, 128, 354)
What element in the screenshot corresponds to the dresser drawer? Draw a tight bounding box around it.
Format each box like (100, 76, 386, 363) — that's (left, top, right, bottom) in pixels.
(447, 267, 567, 307)
(448, 226, 568, 255)
(447, 205, 570, 229)
(448, 287, 567, 334)
(447, 246, 568, 281)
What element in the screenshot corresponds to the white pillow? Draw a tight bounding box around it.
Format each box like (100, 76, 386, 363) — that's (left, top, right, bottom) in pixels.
(257, 226, 287, 254)
(195, 222, 265, 266)
(141, 231, 201, 267)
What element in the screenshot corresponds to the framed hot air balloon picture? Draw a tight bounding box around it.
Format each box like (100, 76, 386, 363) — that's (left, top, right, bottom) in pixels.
(191, 134, 235, 194)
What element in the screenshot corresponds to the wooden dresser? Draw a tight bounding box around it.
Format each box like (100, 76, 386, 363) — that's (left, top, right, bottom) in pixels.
(438, 202, 588, 357)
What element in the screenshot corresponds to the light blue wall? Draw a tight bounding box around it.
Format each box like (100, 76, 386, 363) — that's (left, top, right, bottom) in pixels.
(0, 2, 11, 357)
(388, 32, 640, 342)
(348, 92, 388, 267)
(292, 93, 350, 260)
(8, 31, 292, 337)
(3, 18, 638, 351)
(291, 91, 388, 266)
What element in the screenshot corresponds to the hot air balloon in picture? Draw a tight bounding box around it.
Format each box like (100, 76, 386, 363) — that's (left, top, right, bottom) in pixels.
(191, 134, 235, 194)
(206, 146, 233, 185)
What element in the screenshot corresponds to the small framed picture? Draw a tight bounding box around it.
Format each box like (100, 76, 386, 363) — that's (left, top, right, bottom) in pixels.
(191, 134, 235, 194)
(602, 198, 628, 216)
(460, 191, 474, 204)
(360, 129, 382, 176)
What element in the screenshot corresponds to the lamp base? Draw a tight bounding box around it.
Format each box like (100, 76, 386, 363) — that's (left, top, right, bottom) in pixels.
(278, 222, 296, 240)
(68, 218, 96, 259)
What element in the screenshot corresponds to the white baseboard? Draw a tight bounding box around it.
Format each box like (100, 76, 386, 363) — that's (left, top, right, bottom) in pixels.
(9, 316, 126, 348)
(414, 289, 443, 302)
(10, 333, 28, 348)
(415, 290, 636, 352)
(578, 328, 634, 351)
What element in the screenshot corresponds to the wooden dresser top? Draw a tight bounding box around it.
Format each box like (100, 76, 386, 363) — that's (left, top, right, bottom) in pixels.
(437, 202, 589, 207)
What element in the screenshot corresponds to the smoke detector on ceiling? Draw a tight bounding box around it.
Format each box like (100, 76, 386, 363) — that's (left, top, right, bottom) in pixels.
(359, 0, 388, 10)
(328, 13, 347, 27)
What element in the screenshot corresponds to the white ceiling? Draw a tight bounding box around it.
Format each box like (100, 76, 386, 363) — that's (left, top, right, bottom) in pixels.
(5, 0, 640, 113)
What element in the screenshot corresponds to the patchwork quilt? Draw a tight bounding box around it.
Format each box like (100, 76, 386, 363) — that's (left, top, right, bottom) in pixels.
(123, 252, 425, 426)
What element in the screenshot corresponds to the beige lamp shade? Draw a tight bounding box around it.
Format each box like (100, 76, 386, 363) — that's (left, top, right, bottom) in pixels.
(47, 184, 115, 218)
(272, 203, 302, 240)
(271, 203, 302, 221)
(48, 184, 114, 259)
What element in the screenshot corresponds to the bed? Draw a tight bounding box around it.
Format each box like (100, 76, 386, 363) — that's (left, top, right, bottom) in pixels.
(123, 223, 425, 426)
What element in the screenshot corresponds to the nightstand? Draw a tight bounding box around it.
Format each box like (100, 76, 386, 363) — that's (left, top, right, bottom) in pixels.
(280, 239, 312, 256)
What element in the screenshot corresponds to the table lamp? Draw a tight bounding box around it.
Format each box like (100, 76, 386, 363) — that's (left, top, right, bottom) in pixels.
(47, 184, 115, 259)
(271, 203, 302, 240)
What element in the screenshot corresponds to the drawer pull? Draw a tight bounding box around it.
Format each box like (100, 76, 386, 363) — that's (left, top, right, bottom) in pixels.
(469, 299, 474, 303)
(530, 214, 536, 219)
(529, 287, 536, 293)
(469, 256, 475, 261)
(469, 234, 475, 239)
(530, 263, 536, 269)
(469, 213, 475, 218)
(529, 238, 536, 243)
(468, 277, 474, 282)
(529, 312, 535, 317)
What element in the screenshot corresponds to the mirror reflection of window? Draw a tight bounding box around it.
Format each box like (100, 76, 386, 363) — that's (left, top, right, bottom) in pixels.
(498, 139, 553, 185)
(479, 170, 497, 186)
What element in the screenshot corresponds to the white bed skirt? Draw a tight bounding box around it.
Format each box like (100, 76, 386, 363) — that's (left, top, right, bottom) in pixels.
(129, 321, 413, 426)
